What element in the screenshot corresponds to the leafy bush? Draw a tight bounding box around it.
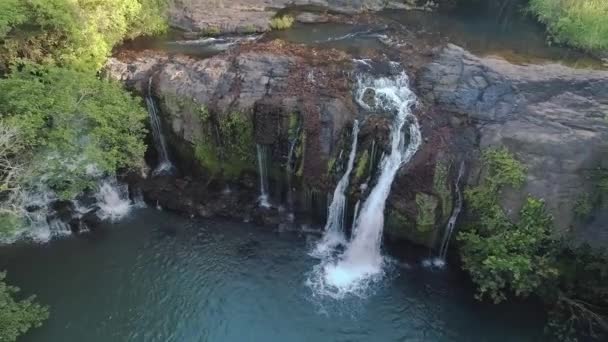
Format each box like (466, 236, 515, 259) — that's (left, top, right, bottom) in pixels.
(0, 0, 168, 71)
(458, 147, 558, 303)
(269, 15, 295, 30)
(0, 65, 148, 198)
(529, 0, 608, 52)
(0, 272, 49, 342)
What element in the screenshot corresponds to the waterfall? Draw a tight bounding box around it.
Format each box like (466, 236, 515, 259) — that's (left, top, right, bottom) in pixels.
(95, 179, 133, 222)
(308, 68, 422, 297)
(145, 78, 174, 176)
(312, 121, 360, 257)
(256, 144, 271, 208)
(285, 125, 301, 221)
(20, 188, 68, 243)
(350, 199, 361, 234)
(436, 161, 466, 265)
(0, 177, 135, 244)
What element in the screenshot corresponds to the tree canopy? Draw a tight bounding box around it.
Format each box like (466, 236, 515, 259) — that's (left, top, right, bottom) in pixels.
(0, 272, 49, 342)
(0, 0, 168, 71)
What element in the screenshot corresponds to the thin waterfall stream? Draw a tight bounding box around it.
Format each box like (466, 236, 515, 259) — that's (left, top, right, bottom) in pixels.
(308, 66, 422, 298)
(145, 77, 174, 176)
(256, 144, 271, 208)
(435, 160, 467, 266)
(312, 120, 360, 257)
(285, 125, 301, 220)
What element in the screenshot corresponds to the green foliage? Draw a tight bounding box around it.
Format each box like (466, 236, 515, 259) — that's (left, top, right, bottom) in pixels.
(269, 15, 295, 30)
(458, 147, 557, 303)
(433, 160, 452, 221)
(529, 0, 608, 52)
(459, 197, 558, 303)
(0, 66, 147, 198)
(0, 272, 49, 342)
(573, 194, 593, 219)
(415, 193, 438, 232)
(200, 26, 221, 37)
(354, 149, 369, 183)
(0, 0, 168, 71)
(0, 213, 21, 237)
(191, 103, 255, 179)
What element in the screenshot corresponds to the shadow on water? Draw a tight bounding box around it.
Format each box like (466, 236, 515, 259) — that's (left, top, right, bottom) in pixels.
(0, 208, 546, 342)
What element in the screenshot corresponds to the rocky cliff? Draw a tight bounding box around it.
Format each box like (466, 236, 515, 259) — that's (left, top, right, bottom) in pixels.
(107, 39, 607, 250)
(418, 44, 608, 248)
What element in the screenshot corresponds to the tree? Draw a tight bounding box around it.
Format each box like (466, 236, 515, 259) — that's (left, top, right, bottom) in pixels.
(458, 148, 558, 303)
(0, 0, 168, 71)
(0, 65, 148, 199)
(0, 272, 49, 342)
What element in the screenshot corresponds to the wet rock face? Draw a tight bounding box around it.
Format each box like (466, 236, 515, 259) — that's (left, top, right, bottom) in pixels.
(105, 43, 364, 214)
(107, 38, 607, 249)
(105, 42, 469, 247)
(418, 44, 608, 248)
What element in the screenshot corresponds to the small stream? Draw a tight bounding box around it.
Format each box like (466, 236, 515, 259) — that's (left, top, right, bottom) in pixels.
(0, 208, 545, 341)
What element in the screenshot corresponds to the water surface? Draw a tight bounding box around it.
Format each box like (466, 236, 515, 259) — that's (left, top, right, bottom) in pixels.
(1, 208, 545, 341)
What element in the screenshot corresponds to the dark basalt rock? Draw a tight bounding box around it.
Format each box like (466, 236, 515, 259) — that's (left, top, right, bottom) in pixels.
(107, 39, 608, 250)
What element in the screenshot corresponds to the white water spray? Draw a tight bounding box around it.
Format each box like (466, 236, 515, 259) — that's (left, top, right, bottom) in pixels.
(312, 121, 360, 257)
(309, 69, 422, 297)
(146, 78, 174, 176)
(256, 144, 271, 207)
(95, 179, 133, 222)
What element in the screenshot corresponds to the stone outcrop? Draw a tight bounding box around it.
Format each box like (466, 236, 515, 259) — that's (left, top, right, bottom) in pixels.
(167, 0, 430, 34)
(106, 40, 457, 246)
(418, 44, 608, 247)
(108, 36, 608, 250)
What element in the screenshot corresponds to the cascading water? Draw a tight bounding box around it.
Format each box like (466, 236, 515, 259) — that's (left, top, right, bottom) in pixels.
(0, 176, 136, 244)
(308, 66, 422, 298)
(145, 78, 174, 176)
(312, 121, 360, 257)
(256, 144, 271, 208)
(95, 178, 133, 222)
(435, 160, 466, 266)
(20, 188, 68, 243)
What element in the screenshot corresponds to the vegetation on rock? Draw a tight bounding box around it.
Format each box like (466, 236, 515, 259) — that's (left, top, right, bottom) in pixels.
(191, 101, 255, 179)
(269, 15, 295, 30)
(459, 147, 608, 340)
(458, 148, 556, 302)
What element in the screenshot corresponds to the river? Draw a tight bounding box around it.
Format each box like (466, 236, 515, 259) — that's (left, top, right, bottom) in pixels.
(1, 208, 545, 341)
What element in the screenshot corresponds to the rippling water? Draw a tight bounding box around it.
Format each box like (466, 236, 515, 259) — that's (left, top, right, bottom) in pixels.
(0, 209, 544, 341)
